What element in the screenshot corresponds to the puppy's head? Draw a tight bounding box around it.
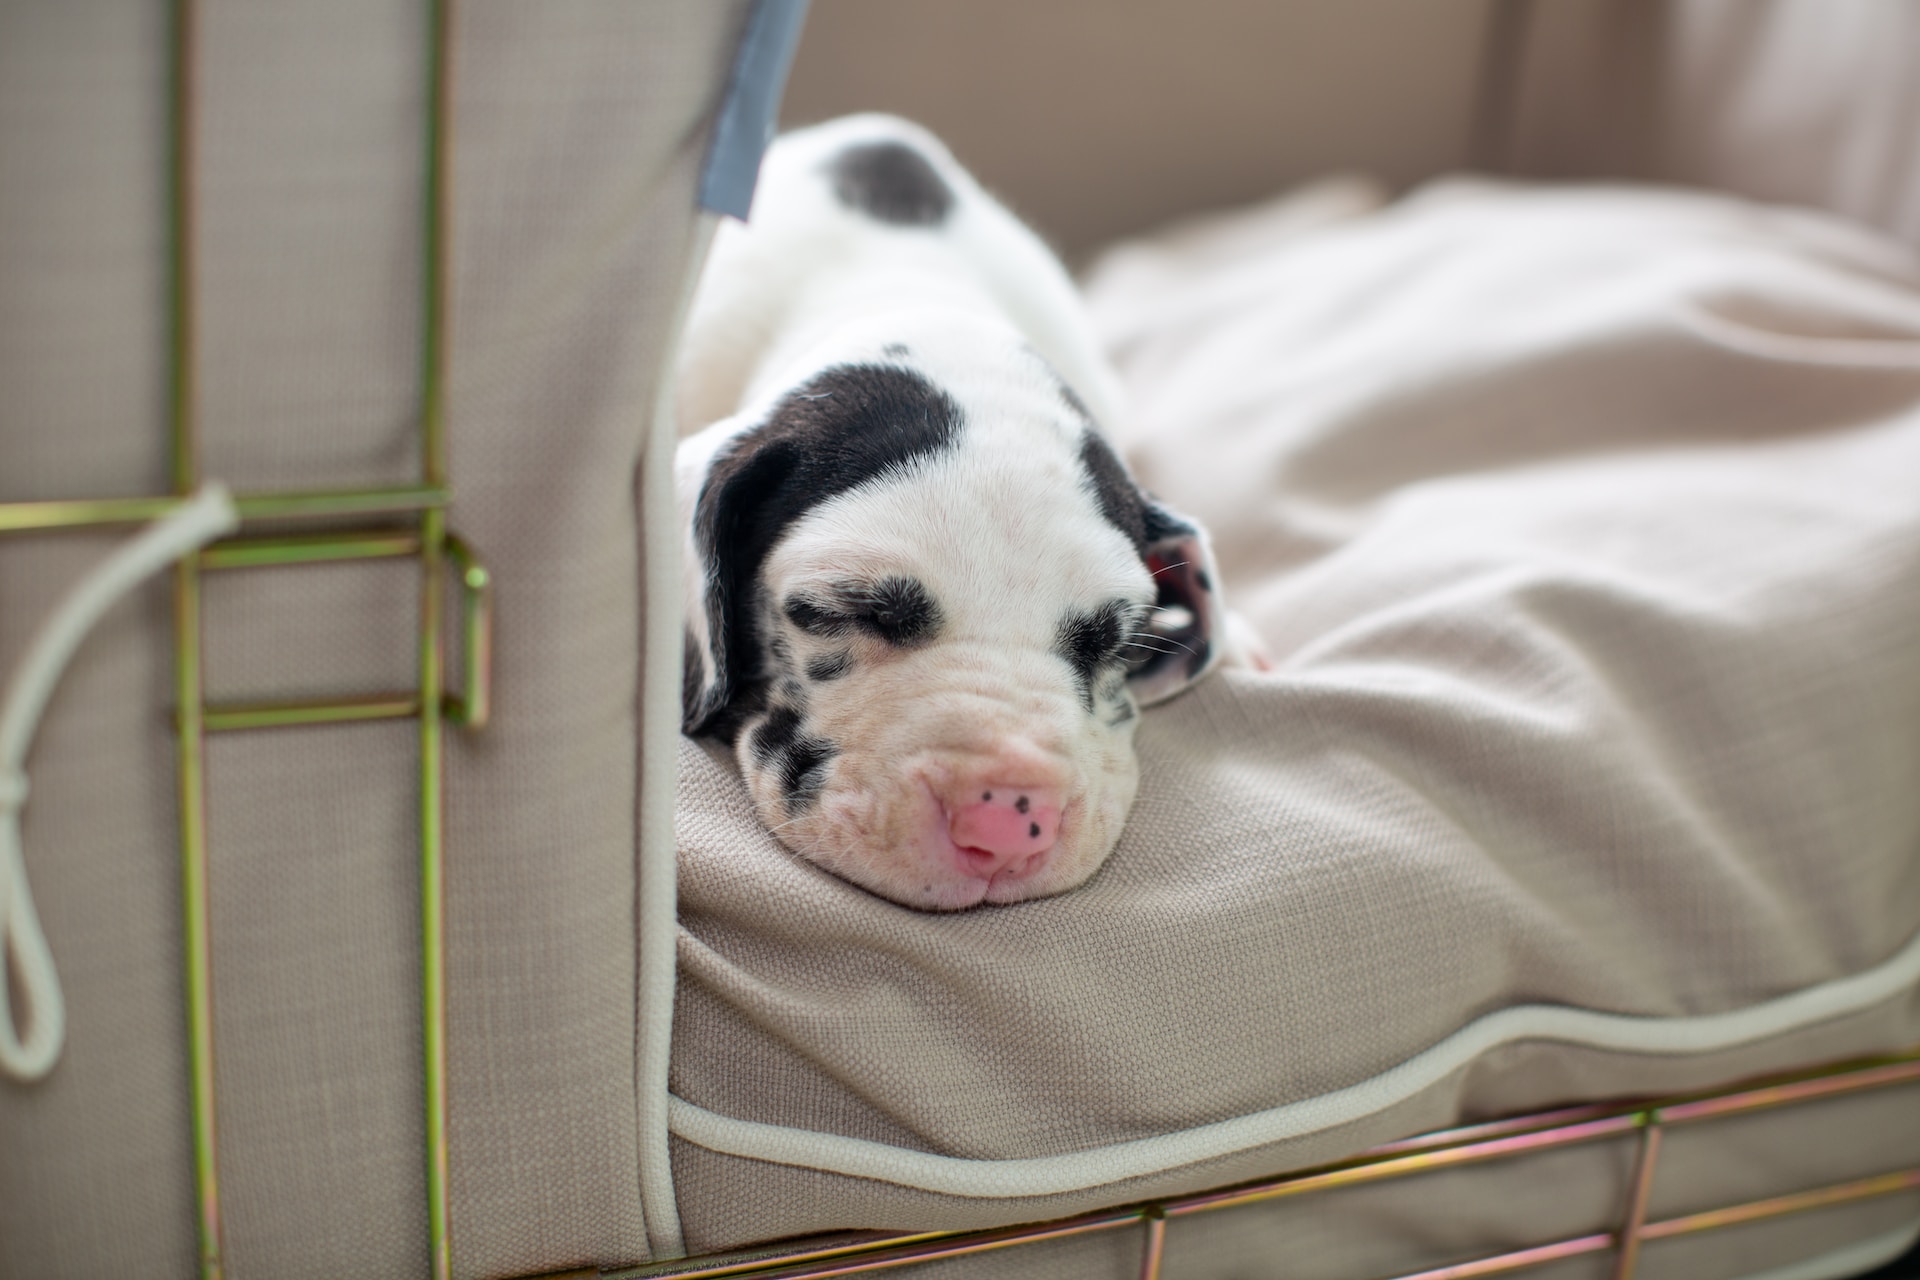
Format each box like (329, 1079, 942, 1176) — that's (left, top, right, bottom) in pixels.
(678, 326, 1224, 909)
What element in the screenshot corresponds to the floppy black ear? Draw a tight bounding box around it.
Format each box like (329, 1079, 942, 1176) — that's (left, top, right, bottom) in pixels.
(1130, 500, 1228, 706)
(679, 362, 968, 740)
(1074, 429, 1227, 706)
(681, 430, 798, 740)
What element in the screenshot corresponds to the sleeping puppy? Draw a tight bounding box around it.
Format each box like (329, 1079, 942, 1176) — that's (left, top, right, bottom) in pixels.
(674, 114, 1237, 910)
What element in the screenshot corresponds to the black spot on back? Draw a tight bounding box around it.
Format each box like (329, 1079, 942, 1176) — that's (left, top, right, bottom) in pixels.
(827, 140, 954, 226)
(687, 364, 964, 739)
(882, 342, 910, 358)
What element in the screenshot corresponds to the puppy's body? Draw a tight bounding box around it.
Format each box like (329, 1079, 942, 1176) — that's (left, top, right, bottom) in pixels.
(675, 116, 1229, 909)
(676, 115, 1124, 449)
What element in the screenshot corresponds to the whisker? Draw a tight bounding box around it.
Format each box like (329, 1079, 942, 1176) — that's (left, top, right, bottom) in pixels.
(1123, 635, 1195, 657)
(759, 811, 815, 838)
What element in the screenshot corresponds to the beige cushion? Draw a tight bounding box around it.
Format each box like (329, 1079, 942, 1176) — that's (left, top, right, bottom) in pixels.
(667, 177, 1920, 1262)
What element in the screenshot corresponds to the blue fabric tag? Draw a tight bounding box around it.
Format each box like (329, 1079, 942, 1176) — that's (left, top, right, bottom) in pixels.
(698, 0, 812, 220)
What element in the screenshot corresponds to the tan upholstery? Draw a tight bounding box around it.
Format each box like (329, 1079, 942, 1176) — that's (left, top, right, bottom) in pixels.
(1, 3, 747, 1275)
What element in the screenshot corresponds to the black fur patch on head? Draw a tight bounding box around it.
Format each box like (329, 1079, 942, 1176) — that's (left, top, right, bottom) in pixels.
(780, 738, 836, 811)
(1078, 431, 1151, 558)
(687, 364, 964, 739)
(750, 705, 804, 763)
(1078, 428, 1218, 686)
(1056, 600, 1134, 710)
(827, 141, 954, 226)
(806, 650, 853, 682)
(785, 576, 943, 647)
(784, 596, 850, 637)
(846, 576, 942, 646)
(748, 705, 838, 813)
(1077, 429, 1203, 558)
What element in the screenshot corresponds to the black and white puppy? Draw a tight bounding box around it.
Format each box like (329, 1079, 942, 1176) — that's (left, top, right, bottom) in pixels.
(675, 115, 1239, 910)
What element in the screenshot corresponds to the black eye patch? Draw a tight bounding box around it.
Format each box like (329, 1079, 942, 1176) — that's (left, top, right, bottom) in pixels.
(784, 576, 942, 648)
(1056, 600, 1142, 709)
(848, 576, 941, 645)
(784, 596, 850, 637)
(806, 650, 854, 682)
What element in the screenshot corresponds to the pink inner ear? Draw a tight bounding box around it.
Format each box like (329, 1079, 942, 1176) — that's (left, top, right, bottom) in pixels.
(1131, 532, 1224, 705)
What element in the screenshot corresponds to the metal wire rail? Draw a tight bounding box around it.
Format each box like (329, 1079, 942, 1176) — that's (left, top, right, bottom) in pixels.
(612, 1045, 1920, 1280)
(0, 1, 479, 1277)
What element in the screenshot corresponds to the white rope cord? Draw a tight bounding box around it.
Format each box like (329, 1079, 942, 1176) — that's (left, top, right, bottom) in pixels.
(1, 484, 238, 1083)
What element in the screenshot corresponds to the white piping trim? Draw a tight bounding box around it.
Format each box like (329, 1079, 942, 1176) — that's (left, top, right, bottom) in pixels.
(669, 920, 1920, 1198)
(1, 484, 239, 1083)
(636, 212, 721, 1262)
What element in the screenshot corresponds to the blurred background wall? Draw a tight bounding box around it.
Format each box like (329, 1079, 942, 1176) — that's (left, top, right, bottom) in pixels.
(781, 0, 1920, 261)
(780, 0, 1500, 263)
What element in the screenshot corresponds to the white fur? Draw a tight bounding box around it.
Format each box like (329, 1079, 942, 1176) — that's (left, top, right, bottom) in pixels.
(673, 116, 1229, 910)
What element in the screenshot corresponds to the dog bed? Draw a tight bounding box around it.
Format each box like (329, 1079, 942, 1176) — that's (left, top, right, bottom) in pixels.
(666, 175, 1920, 1273)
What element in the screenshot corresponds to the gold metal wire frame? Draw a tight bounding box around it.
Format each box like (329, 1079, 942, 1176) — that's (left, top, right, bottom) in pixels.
(0, 2, 476, 1277)
(614, 1045, 1920, 1280)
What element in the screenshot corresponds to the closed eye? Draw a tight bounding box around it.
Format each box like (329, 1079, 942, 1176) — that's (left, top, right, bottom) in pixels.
(784, 595, 852, 637)
(1058, 600, 1150, 682)
(784, 576, 942, 647)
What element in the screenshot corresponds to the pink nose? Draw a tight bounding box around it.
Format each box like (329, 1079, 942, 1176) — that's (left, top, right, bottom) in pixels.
(947, 786, 1062, 876)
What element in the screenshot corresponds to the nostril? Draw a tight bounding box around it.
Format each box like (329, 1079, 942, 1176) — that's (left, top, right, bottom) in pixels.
(948, 786, 1062, 874)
